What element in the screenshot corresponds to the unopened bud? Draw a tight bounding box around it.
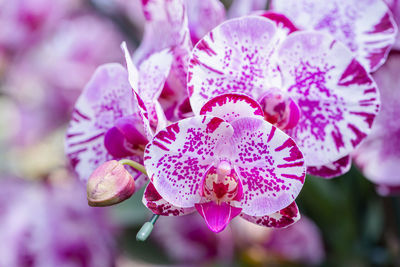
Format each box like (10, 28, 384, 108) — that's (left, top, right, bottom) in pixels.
(87, 160, 135, 207)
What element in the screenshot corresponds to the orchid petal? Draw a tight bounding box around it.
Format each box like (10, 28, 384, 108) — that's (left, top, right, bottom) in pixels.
(240, 201, 300, 228)
(229, 117, 306, 216)
(144, 116, 234, 207)
(188, 16, 283, 114)
(200, 93, 264, 123)
(187, 0, 226, 44)
(228, 0, 268, 18)
(143, 183, 196, 216)
(138, 48, 173, 129)
(65, 64, 146, 187)
(195, 202, 242, 233)
(270, 0, 398, 72)
(122, 43, 153, 139)
(308, 156, 351, 179)
(353, 53, 400, 186)
(278, 32, 380, 166)
(134, 0, 192, 114)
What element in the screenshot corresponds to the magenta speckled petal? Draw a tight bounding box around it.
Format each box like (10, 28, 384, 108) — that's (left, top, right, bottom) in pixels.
(144, 116, 234, 207)
(308, 156, 351, 179)
(143, 183, 196, 216)
(229, 118, 306, 216)
(200, 93, 264, 123)
(187, 0, 226, 44)
(240, 201, 300, 228)
(195, 202, 242, 233)
(65, 64, 141, 182)
(122, 43, 154, 140)
(270, 0, 397, 72)
(354, 53, 400, 186)
(188, 16, 283, 114)
(138, 48, 173, 129)
(278, 32, 380, 166)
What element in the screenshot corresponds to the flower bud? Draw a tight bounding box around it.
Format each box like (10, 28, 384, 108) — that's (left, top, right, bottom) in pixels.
(87, 160, 135, 207)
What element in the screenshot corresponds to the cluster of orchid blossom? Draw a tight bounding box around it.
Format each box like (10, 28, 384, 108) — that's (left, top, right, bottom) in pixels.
(65, 0, 398, 234)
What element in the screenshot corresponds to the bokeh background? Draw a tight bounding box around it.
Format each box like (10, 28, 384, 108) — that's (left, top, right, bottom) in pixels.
(0, 0, 399, 266)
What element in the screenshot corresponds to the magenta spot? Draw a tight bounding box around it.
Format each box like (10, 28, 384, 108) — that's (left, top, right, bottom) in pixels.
(267, 127, 276, 143)
(331, 126, 345, 152)
(144, 183, 162, 202)
(349, 111, 375, 127)
(206, 117, 224, 133)
(196, 39, 217, 56)
(153, 140, 170, 151)
(347, 123, 367, 147)
(157, 123, 180, 144)
(338, 59, 371, 86)
(281, 173, 305, 183)
(260, 11, 299, 34)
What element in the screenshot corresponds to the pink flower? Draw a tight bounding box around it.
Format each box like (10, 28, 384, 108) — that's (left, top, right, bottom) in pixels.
(66, 41, 172, 192)
(65, 63, 147, 187)
(187, 16, 380, 179)
(354, 53, 400, 195)
(143, 94, 306, 232)
(270, 0, 398, 72)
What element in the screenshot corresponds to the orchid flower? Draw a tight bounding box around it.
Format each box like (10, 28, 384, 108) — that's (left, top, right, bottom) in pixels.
(143, 93, 306, 232)
(65, 42, 171, 191)
(354, 53, 400, 196)
(269, 0, 398, 72)
(187, 16, 380, 179)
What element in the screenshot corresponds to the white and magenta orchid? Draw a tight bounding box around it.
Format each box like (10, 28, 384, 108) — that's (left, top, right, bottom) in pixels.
(143, 93, 306, 232)
(187, 16, 380, 179)
(269, 0, 398, 72)
(354, 53, 400, 195)
(65, 63, 147, 187)
(65, 44, 171, 191)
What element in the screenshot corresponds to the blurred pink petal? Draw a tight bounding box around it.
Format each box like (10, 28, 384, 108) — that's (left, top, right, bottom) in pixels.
(187, 0, 226, 44)
(0, 178, 116, 267)
(228, 0, 268, 18)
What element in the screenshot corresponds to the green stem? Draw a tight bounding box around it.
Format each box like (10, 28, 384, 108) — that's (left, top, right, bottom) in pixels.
(118, 159, 147, 176)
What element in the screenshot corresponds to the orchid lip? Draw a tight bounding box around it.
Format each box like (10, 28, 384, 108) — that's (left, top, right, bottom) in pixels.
(200, 160, 243, 204)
